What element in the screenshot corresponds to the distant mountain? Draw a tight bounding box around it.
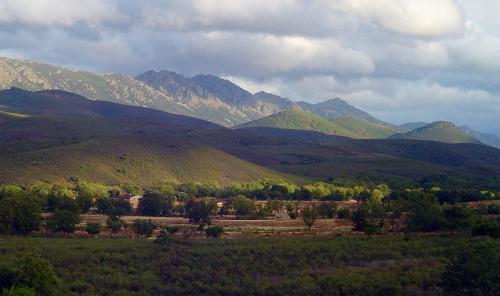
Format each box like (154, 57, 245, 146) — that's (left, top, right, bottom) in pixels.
(1, 87, 499, 186)
(238, 110, 399, 139)
(398, 122, 428, 132)
(459, 126, 500, 149)
(390, 121, 481, 144)
(298, 98, 387, 125)
(0, 57, 195, 117)
(136, 69, 392, 126)
(0, 57, 391, 128)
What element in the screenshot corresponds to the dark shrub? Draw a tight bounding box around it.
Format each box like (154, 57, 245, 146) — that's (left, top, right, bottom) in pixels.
(472, 221, 500, 239)
(337, 208, 350, 219)
(166, 226, 180, 235)
(46, 210, 80, 233)
(317, 202, 337, 219)
(441, 241, 500, 295)
(0, 195, 41, 235)
(85, 223, 102, 235)
(205, 225, 224, 238)
(131, 220, 156, 237)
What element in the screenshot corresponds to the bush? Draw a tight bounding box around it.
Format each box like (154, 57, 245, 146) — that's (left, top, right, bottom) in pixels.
(231, 196, 257, 218)
(301, 205, 317, 229)
(317, 202, 337, 219)
(106, 215, 125, 233)
(337, 208, 350, 219)
(440, 241, 500, 295)
(166, 226, 180, 235)
(406, 194, 444, 232)
(184, 198, 216, 227)
(131, 220, 156, 237)
(0, 255, 61, 296)
(442, 205, 478, 231)
(205, 225, 224, 238)
(286, 203, 298, 220)
(46, 210, 80, 233)
(85, 223, 102, 235)
(2, 287, 37, 296)
(351, 202, 384, 233)
(0, 195, 41, 235)
(472, 221, 500, 239)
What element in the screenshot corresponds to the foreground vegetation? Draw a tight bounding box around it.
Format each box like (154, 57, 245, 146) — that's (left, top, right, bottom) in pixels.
(0, 235, 498, 295)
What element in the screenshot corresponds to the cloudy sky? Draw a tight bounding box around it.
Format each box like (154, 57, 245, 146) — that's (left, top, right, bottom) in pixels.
(1, 0, 499, 134)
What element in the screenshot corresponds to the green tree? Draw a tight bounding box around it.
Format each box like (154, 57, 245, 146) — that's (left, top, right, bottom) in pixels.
(184, 198, 214, 227)
(231, 195, 257, 218)
(131, 219, 156, 237)
(85, 222, 102, 235)
(0, 185, 24, 200)
(317, 202, 337, 219)
(46, 210, 80, 233)
(96, 198, 131, 216)
(76, 182, 108, 213)
(301, 205, 317, 229)
(472, 221, 500, 239)
(406, 194, 444, 232)
(13, 255, 60, 296)
(440, 241, 500, 295)
(138, 191, 175, 216)
(442, 205, 479, 231)
(106, 215, 125, 233)
(351, 202, 385, 234)
(0, 195, 41, 235)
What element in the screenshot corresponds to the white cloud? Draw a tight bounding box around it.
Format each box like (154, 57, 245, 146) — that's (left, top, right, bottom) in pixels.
(0, 0, 126, 27)
(333, 0, 465, 38)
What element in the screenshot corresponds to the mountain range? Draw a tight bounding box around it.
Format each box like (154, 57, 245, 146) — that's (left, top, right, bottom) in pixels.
(0, 56, 498, 148)
(0, 87, 499, 187)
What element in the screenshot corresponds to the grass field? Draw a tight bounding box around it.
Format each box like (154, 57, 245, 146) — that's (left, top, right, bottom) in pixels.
(2, 235, 491, 295)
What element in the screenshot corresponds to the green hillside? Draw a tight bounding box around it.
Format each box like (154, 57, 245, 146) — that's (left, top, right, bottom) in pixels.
(390, 121, 481, 144)
(238, 110, 359, 137)
(333, 117, 399, 139)
(0, 135, 290, 187)
(0, 89, 294, 186)
(238, 110, 399, 139)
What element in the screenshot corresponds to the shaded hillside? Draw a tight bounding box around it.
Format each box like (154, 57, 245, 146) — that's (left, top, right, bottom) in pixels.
(1, 87, 498, 187)
(192, 127, 500, 183)
(0, 89, 291, 186)
(237, 110, 358, 138)
(390, 121, 481, 144)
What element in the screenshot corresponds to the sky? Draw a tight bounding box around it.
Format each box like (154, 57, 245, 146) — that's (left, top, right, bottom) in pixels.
(0, 0, 499, 134)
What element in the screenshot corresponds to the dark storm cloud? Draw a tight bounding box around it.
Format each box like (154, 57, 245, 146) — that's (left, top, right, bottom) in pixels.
(0, 0, 499, 134)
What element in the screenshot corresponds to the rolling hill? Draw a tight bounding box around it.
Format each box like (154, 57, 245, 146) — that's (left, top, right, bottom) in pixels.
(238, 110, 399, 139)
(0, 87, 499, 188)
(390, 121, 481, 144)
(237, 110, 359, 137)
(0, 88, 293, 186)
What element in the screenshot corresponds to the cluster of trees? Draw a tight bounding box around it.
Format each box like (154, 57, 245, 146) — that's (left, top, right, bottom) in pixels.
(347, 190, 500, 237)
